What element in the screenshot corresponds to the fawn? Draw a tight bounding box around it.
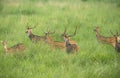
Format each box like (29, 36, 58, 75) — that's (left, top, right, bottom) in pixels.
(1, 41, 25, 54)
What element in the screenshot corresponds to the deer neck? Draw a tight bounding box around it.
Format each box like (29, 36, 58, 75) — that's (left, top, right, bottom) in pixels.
(65, 39, 71, 47)
(29, 33, 34, 39)
(28, 31, 33, 36)
(46, 35, 53, 44)
(96, 31, 104, 39)
(96, 31, 100, 36)
(113, 37, 119, 47)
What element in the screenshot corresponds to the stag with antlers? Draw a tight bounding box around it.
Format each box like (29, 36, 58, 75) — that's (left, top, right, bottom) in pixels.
(61, 26, 78, 44)
(94, 27, 120, 47)
(25, 24, 46, 43)
(62, 26, 79, 53)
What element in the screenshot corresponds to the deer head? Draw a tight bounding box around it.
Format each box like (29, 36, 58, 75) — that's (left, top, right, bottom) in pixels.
(94, 26, 100, 33)
(25, 23, 37, 35)
(44, 28, 55, 43)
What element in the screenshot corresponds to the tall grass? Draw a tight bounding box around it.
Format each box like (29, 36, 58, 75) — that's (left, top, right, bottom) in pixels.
(0, 0, 120, 78)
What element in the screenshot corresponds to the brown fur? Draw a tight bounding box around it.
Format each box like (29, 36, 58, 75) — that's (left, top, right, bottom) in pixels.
(94, 27, 120, 47)
(61, 26, 77, 45)
(45, 32, 65, 49)
(26, 27, 46, 42)
(1, 41, 25, 54)
(64, 36, 78, 53)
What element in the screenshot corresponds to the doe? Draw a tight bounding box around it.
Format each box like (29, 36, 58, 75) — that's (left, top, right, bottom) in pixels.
(1, 41, 25, 54)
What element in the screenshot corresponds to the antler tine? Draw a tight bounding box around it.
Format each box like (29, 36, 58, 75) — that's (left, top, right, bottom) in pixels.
(49, 29, 56, 34)
(116, 31, 119, 36)
(30, 23, 38, 29)
(68, 26, 77, 37)
(61, 27, 67, 37)
(110, 30, 119, 37)
(47, 27, 55, 34)
(64, 27, 67, 34)
(110, 30, 114, 36)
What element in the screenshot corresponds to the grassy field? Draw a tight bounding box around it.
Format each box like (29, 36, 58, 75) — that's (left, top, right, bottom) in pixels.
(0, 0, 120, 78)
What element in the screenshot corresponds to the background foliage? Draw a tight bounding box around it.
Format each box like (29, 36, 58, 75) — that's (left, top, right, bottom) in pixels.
(0, 0, 120, 78)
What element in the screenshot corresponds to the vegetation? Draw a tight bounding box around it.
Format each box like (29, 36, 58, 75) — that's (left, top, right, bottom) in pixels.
(0, 0, 120, 78)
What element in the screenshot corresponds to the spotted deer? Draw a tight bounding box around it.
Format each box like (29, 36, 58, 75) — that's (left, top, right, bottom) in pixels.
(61, 26, 79, 53)
(94, 27, 120, 47)
(63, 35, 78, 53)
(45, 29, 65, 49)
(25, 24, 46, 43)
(1, 41, 25, 54)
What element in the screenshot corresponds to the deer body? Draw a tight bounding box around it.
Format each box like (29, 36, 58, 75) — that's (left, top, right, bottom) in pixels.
(94, 27, 120, 47)
(28, 32, 46, 42)
(26, 26, 46, 42)
(1, 41, 25, 54)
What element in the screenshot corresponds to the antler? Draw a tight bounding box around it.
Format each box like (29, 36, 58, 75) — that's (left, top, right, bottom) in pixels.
(110, 30, 120, 37)
(63, 27, 67, 34)
(30, 23, 38, 29)
(45, 27, 55, 34)
(110, 30, 115, 36)
(68, 26, 77, 37)
(26, 23, 38, 29)
(49, 29, 55, 34)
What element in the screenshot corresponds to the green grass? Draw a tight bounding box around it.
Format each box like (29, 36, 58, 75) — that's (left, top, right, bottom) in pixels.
(0, 0, 120, 78)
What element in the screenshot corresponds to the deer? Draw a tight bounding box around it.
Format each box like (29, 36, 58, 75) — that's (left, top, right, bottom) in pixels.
(61, 26, 78, 45)
(44, 29, 65, 49)
(61, 26, 79, 53)
(94, 26, 120, 47)
(25, 24, 46, 43)
(1, 41, 25, 54)
(63, 35, 78, 53)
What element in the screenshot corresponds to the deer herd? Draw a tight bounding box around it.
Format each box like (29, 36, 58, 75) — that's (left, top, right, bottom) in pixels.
(1, 25, 120, 55)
